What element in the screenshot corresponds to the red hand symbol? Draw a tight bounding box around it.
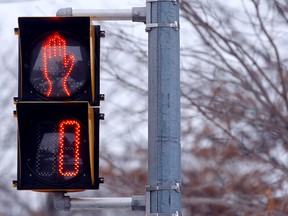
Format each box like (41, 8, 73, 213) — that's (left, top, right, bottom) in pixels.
(43, 32, 75, 97)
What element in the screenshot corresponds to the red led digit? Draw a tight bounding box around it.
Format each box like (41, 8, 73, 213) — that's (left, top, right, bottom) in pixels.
(42, 32, 75, 97)
(58, 120, 81, 177)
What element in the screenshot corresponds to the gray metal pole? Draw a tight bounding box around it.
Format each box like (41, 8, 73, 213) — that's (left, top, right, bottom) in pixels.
(147, 0, 181, 215)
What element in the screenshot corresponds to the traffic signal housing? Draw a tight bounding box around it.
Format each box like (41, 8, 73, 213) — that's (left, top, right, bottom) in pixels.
(16, 102, 100, 191)
(18, 17, 101, 104)
(14, 17, 103, 192)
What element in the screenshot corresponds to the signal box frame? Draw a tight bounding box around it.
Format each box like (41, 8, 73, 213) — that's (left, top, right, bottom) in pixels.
(17, 17, 101, 105)
(16, 101, 101, 191)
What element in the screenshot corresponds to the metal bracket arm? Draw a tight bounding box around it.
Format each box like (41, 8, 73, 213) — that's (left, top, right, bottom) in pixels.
(56, 7, 146, 23)
(54, 193, 145, 211)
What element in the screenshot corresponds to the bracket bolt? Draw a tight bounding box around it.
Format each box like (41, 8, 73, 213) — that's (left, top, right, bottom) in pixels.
(99, 113, 105, 120)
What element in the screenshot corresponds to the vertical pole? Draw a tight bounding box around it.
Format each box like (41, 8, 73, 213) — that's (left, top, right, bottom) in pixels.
(147, 0, 181, 215)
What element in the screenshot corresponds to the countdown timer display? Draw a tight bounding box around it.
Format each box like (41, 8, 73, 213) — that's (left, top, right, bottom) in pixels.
(33, 119, 86, 183)
(16, 102, 96, 190)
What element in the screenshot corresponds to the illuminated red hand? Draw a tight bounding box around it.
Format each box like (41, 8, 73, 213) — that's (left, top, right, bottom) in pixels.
(43, 32, 75, 97)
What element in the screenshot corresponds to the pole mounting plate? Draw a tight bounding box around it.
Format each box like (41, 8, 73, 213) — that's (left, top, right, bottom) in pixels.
(146, 211, 181, 216)
(146, 0, 178, 4)
(145, 183, 181, 193)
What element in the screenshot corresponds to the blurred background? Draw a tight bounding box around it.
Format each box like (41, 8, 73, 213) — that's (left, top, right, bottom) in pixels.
(1, 0, 288, 215)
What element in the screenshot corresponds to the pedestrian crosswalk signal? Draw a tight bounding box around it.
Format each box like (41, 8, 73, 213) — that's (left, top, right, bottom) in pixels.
(18, 16, 100, 103)
(14, 16, 103, 192)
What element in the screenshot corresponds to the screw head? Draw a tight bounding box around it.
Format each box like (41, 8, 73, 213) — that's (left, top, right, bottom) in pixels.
(98, 177, 104, 184)
(99, 113, 105, 120)
(100, 31, 106, 38)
